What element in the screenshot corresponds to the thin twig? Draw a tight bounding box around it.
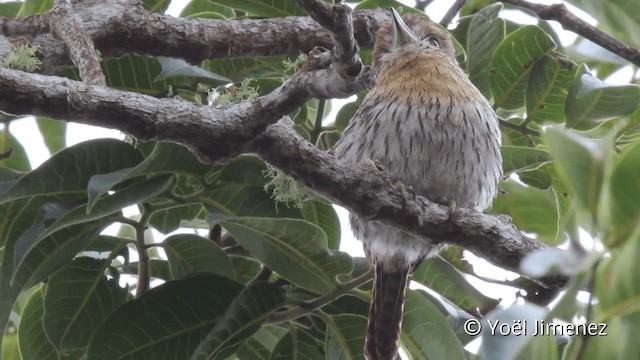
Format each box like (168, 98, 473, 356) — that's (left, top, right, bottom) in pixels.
(499, 117, 540, 137)
(501, 0, 640, 67)
(440, 0, 466, 27)
(267, 269, 374, 324)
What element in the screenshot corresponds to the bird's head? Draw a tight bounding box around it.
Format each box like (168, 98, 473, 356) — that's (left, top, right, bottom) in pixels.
(372, 9, 455, 73)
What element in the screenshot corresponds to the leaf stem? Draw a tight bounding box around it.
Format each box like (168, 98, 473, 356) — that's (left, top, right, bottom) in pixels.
(499, 117, 540, 137)
(134, 204, 153, 298)
(310, 99, 326, 145)
(267, 269, 373, 324)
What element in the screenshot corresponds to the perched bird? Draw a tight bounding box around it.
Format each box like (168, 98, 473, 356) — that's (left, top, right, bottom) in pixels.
(334, 9, 503, 360)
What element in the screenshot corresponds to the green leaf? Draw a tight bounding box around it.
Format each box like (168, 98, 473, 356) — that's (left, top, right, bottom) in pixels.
(163, 234, 235, 279)
(0, 139, 142, 204)
(202, 58, 284, 81)
(202, 184, 302, 218)
(490, 25, 556, 109)
(600, 141, 640, 246)
(453, 3, 505, 97)
(155, 57, 231, 85)
(0, 1, 22, 16)
(412, 258, 499, 316)
(17, 286, 76, 360)
(544, 127, 608, 221)
(142, 0, 169, 12)
(235, 325, 287, 359)
(479, 304, 549, 360)
(12, 217, 110, 289)
(87, 141, 210, 211)
(206, 0, 305, 16)
(355, 0, 422, 13)
(36, 117, 67, 155)
(33, 175, 175, 250)
(401, 290, 465, 360)
(492, 179, 560, 244)
(501, 145, 552, 175)
(301, 200, 341, 249)
(0, 130, 30, 172)
(16, 0, 51, 16)
(324, 314, 367, 360)
(565, 66, 640, 129)
(525, 55, 578, 123)
(86, 273, 244, 360)
(190, 282, 287, 359)
(217, 217, 353, 294)
(181, 0, 235, 19)
(270, 328, 324, 360)
(43, 257, 128, 352)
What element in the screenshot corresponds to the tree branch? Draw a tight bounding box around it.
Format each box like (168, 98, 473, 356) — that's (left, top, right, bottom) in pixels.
(49, 0, 105, 85)
(0, 66, 565, 289)
(502, 0, 640, 67)
(440, 0, 466, 27)
(0, 0, 388, 74)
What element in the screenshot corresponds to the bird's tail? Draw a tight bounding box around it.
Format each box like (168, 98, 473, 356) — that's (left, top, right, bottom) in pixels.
(365, 263, 410, 360)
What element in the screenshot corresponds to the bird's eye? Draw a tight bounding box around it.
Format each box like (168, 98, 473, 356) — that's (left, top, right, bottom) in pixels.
(426, 36, 440, 48)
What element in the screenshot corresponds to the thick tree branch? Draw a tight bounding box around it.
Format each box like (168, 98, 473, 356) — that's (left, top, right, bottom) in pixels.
(0, 0, 388, 74)
(502, 0, 640, 67)
(0, 67, 566, 289)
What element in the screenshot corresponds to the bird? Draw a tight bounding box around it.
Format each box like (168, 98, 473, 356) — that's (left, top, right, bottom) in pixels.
(333, 9, 503, 360)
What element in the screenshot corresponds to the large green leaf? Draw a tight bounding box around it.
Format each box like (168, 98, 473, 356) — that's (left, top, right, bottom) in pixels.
(202, 184, 302, 218)
(19, 175, 174, 262)
(501, 145, 552, 175)
(301, 200, 341, 250)
(270, 328, 324, 360)
(190, 282, 287, 359)
(17, 286, 76, 360)
(86, 273, 244, 360)
(401, 290, 465, 360)
(479, 303, 549, 360)
(525, 55, 578, 124)
(217, 217, 353, 294)
(181, 0, 235, 19)
(453, 3, 505, 97)
(43, 257, 128, 353)
(235, 325, 287, 359)
(0, 1, 22, 16)
(155, 57, 231, 85)
(492, 179, 560, 244)
(0, 130, 29, 172)
(36, 117, 67, 155)
(600, 141, 640, 246)
(163, 233, 235, 279)
(0, 139, 142, 204)
(565, 66, 640, 129)
(86, 141, 210, 211)
(324, 314, 367, 360)
(490, 25, 556, 109)
(411, 258, 499, 316)
(544, 127, 608, 221)
(207, 0, 305, 16)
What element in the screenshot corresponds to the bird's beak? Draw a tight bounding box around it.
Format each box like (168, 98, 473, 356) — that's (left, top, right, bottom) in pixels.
(390, 8, 416, 48)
